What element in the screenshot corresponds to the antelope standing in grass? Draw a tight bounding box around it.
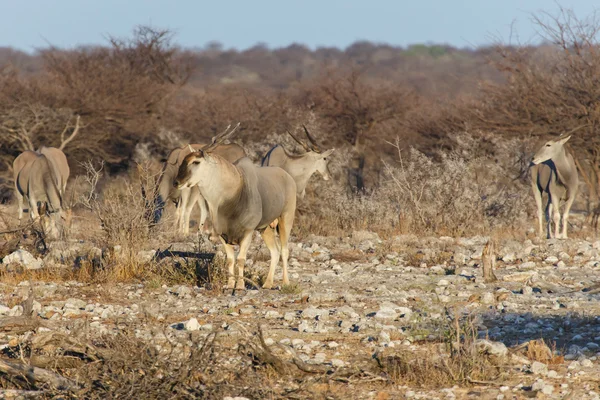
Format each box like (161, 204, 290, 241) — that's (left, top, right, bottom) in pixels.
(174, 125, 297, 290)
(13, 151, 65, 237)
(154, 131, 245, 235)
(530, 135, 579, 239)
(261, 125, 334, 199)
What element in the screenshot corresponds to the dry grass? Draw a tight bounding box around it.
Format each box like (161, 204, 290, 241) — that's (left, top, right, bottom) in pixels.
(377, 312, 505, 388)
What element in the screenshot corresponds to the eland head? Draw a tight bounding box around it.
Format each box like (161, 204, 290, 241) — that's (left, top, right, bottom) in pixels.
(531, 135, 571, 165)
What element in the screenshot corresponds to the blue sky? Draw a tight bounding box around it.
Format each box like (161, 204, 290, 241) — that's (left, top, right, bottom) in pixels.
(0, 0, 597, 52)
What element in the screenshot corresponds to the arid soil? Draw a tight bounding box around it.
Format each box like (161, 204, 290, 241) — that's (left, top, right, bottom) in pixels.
(3, 227, 600, 399)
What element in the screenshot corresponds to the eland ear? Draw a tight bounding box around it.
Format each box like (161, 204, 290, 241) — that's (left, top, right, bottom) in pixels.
(321, 148, 335, 158)
(559, 135, 572, 145)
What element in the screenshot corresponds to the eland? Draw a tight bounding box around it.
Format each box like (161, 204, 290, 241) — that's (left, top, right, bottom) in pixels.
(37, 146, 70, 197)
(261, 125, 334, 199)
(13, 151, 65, 237)
(155, 130, 245, 235)
(174, 125, 297, 290)
(530, 134, 579, 239)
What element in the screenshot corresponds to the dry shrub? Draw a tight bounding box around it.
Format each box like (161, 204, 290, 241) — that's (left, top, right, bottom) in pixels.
(293, 132, 531, 238)
(377, 313, 503, 387)
(72, 160, 171, 282)
(383, 134, 530, 236)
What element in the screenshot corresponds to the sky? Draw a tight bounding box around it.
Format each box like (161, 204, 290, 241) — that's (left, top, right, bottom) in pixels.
(0, 0, 597, 52)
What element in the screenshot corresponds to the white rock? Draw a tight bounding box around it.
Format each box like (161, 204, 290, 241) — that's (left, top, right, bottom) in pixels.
(2, 249, 44, 270)
(545, 256, 559, 264)
(265, 310, 280, 319)
(64, 298, 87, 309)
(374, 307, 397, 320)
(476, 339, 507, 358)
(8, 305, 23, 317)
(284, 312, 296, 321)
(183, 317, 201, 331)
(531, 361, 548, 375)
(136, 250, 156, 263)
(331, 359, 345, 367)
(481, 292, 495, 304)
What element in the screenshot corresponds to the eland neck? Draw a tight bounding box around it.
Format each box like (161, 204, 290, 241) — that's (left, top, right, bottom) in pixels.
(196, 155, 243, 207)
(283, 153, 316, 195)
(552, 146, 577, 184)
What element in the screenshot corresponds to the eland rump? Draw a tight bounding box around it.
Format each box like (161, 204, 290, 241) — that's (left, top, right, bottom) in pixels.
(13, 150, 65, 237)
(174, 140, 297, 290)
(261, 125, 334, 199)
(530, 134, 579, 239)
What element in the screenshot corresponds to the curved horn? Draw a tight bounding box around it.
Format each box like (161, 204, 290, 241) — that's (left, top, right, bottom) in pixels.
(302, 125, 321, 153)
(187, 144, 195, 153)
(202, 122, 241, 152)
(286, 129, 311, 152)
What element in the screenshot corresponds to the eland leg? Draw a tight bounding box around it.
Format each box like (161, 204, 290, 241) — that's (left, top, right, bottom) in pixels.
(197, 194, 209, 233)
(561, 192, 576, 239)
(219, 236, 236, 289)
(551, 198, 561, 239)
(278, 210, 295, 287)
(15, 188, 24, 222)
(261, 227, 280, 289)
(182, 187, 199, 236)
(532, 186, 544, 238)
(545, 198, 553, 239)
(177, 189, 190, 234)
(235, 233, 253, 290)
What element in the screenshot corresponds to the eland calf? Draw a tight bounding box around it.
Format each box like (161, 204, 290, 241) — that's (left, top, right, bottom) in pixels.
(530, 135, 579, 239)
(155, 139, 245, 235)
(174, 130, 297, 290)
(261, 126, 334, 199)
(13, 151, 65, 237)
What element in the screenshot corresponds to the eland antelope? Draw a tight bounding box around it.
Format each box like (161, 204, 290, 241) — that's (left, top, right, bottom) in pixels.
(155, 135, 245, 235)
(174, 126, 297, 290)
(37, 146, 69, 197)
(530, 135, 579, 239)
(261, 125, 334, 199)
(13, 151, 65, 237)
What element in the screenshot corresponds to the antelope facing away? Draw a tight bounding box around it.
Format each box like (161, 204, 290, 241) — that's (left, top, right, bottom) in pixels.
(261, 125, 334, 199)
(13, 151, 65, 237)
(154, 130, 245, 235)
(530, 135, 579, 239)
(174, 126, 297, 290)
(37, 146, 70, 197)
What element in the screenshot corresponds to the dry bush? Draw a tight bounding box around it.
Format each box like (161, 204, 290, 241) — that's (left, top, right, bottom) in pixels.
(74, 160, 167, 281)
(382, 134, 530, 236)
(377, 313, 503, 387)
(293, 133, 531, 238)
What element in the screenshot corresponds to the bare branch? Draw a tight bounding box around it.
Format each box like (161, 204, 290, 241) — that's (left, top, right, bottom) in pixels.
(58, 115, 81, 151)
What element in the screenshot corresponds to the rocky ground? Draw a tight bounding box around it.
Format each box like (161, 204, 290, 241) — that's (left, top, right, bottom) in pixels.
(3, 230, 600, 399)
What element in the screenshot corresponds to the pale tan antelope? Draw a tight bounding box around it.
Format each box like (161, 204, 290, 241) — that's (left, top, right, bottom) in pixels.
(155, 131, 245, 235)
(530, 135, 579, 239)
(174, 126, 297, 290)
(261, 125, 334, 199)
(37, 146, 70, 197)
(13, 151, 65, 237)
